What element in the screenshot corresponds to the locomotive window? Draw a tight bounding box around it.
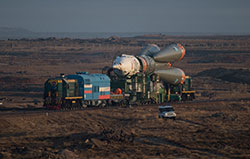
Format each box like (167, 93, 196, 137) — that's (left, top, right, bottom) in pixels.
(93, 86, 99, 92)
(100, 91, 104, 95)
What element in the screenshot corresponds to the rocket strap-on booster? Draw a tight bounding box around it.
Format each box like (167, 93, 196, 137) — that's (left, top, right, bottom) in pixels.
(112, 43, 186, 85)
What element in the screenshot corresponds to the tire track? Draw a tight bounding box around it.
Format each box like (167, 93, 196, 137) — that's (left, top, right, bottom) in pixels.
(136, 136, 229, 158)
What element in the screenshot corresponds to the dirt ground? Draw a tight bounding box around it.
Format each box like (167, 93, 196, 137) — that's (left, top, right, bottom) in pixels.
(0, 35, 250, 158)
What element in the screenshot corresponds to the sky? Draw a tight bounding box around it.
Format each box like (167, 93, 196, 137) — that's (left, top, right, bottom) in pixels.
(0, 0, 250, 33)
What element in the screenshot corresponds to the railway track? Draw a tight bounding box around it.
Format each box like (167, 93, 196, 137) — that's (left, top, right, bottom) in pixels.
(0, 105, 116, 117)
(0, 97, 250, 117)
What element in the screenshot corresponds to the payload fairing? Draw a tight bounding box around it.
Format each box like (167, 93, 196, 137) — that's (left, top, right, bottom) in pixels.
(112, 43, 186, 85)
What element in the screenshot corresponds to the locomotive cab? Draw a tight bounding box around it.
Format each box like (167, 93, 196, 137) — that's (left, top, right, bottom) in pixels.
(44, 75, 83, 109)
(43, 77, 64, 109)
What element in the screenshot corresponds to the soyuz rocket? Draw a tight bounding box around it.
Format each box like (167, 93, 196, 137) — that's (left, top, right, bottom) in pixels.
(112, 43, 186, 85)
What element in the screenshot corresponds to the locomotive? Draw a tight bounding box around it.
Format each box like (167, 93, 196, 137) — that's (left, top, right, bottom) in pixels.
(44, 72, 111, 109)
(43, 43, 195, 109)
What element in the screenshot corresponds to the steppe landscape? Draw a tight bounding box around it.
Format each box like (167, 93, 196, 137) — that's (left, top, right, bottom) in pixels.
(0, 35, 250, 158)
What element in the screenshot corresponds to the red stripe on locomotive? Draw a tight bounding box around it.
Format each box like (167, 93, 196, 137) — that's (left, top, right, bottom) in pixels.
(99, 95, 110, 99)
(84, 90, 92, 93)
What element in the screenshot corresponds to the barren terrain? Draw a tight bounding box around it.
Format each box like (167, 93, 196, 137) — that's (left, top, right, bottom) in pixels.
(0, 35, 250, 158)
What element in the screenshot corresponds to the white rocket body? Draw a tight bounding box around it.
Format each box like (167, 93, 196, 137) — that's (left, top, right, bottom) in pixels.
(112, 54, 141, 76)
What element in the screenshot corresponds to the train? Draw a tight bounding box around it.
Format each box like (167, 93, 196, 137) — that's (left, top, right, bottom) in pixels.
(43, 71, 195, 110)
(43, 43, 195, 109)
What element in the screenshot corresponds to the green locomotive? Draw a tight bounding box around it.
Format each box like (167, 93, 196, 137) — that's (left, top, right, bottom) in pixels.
(43, 74, 83, 109)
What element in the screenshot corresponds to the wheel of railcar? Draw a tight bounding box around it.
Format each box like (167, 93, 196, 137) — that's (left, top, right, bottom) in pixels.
(61, 105, 65, 110)
(68, 102, 71, 110)
(107, 100, 111, 106)
(119, 101, 123, 107)
(182, 94, 187, 101)
(77, 100, 82, 109)
(66, 101, 69, 109)
(140, 101, 143, 105)
(152, 98, 157, 104)
(100, 100, 106, 107)
(111, 101, 116, 106)
(190, 93, 195, 100)
(125, 100, 129, 106)
(121, 100, 127, 107)
(62, 102, 66, 110)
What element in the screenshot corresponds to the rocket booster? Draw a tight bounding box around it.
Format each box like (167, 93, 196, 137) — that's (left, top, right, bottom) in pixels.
(153, 43, 185, 62)
(112, 43, 186, 85)
(154, 68, 185, 85)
